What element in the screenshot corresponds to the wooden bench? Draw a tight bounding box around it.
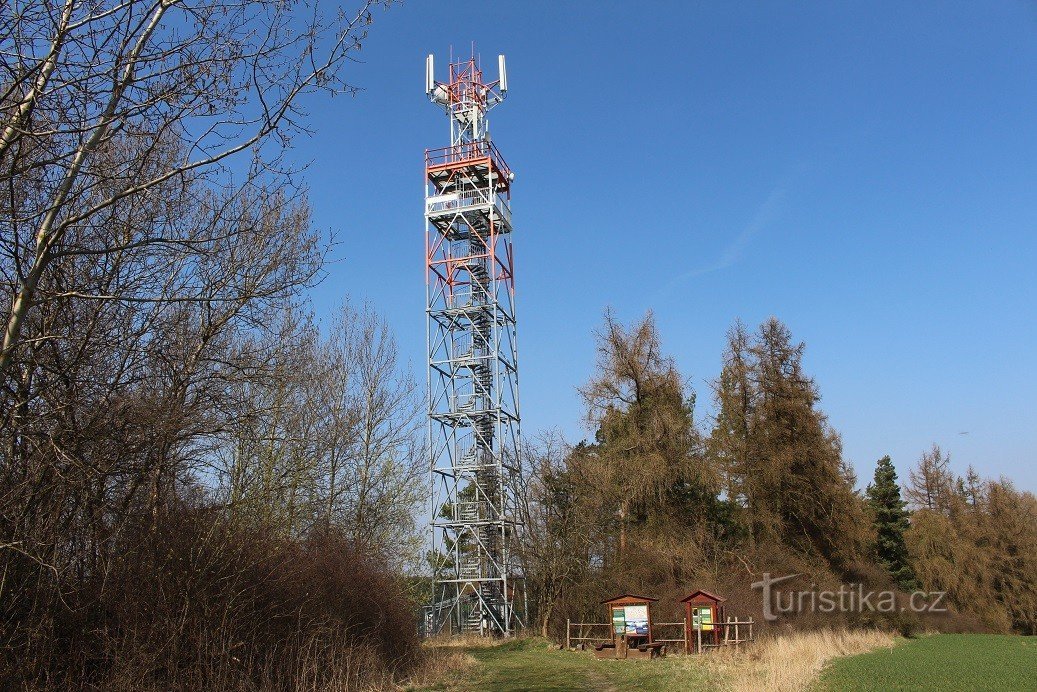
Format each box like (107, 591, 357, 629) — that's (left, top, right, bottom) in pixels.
(629, 642, 666, 659)
(592, 640, 666, 660)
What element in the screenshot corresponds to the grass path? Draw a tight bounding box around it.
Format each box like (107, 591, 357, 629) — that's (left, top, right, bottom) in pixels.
(425, 639, 710, 691)
(815, 634, 1037, 691)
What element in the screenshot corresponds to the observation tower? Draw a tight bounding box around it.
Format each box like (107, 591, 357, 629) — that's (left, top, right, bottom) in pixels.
(423, 50, 523, 636)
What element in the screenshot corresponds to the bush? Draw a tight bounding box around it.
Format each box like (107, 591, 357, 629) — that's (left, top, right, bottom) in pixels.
(3, 509, 419, 690)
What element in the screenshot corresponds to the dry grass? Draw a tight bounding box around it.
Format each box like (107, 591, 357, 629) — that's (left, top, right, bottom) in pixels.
(421, 633, 513, 649)
(694, 628, 898, 692)
(400, 646, 475, 690)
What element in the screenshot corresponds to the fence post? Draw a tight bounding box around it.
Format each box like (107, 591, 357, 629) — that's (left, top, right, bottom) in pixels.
(566, 619, 570, 650)
(749, 618, 753, 642)
(683, 618, 689, 655)
(696, 620, 702, 654)
(734, 617, 739, 649)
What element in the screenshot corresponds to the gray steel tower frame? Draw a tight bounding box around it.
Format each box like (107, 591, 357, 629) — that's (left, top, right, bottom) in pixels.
(423, 51, 522, 636)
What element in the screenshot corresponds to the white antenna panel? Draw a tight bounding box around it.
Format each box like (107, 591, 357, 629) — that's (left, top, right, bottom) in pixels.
(426, 54, 435, 94)
(498, 54, 508, 93)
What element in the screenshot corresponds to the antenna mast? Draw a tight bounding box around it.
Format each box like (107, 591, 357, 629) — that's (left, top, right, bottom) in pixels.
(423, 49, 522, 636)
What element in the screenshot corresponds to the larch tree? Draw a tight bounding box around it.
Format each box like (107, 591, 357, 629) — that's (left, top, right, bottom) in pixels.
(906, 445, 955, 512)
(577, 309, 699, 561)
(746, 317, 866, 564)
(982, 481, 1037, 634)
(904, 449, 1013, 631)
(707, 320, 754, 507)
(959, 465, 986, 508)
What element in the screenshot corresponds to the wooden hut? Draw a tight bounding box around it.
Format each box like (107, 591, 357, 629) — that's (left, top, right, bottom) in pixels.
(680, 590, 727, 651)
(596, 594, 664, 659)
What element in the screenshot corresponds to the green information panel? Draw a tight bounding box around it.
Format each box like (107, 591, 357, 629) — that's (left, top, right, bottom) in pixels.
(611, 607, 626, 635)
(698, 606, 714, 631)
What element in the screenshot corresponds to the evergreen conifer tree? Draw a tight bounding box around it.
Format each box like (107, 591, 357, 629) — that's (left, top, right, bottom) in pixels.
(866, 456, 916, 589)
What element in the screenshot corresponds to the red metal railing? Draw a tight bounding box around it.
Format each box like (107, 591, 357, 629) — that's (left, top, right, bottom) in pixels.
(425, 140, 511, 181)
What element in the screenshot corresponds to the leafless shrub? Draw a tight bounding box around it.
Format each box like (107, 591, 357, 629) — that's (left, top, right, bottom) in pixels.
(2, 509, 419, 689)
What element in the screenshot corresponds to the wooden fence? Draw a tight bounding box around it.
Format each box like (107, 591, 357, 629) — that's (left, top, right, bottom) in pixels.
(564, 621, 611, 649)
(718, 616, 754, 649)
(651, 622, 688, 651)
(565, 616, 755, 654)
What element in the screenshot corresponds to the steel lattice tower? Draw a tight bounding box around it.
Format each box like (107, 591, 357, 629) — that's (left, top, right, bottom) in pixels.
(423, 51, 522, 636)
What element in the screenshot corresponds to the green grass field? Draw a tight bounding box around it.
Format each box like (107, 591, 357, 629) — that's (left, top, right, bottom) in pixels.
(418, 634, 1037, 691)
(816, 634, 1037, 691)
(424, 639, 710, 691)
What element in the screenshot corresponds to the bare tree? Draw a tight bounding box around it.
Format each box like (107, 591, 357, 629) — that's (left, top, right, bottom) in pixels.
(906, 444, 955, 512)
(515, 430, 591, 638)
(0, 174, 324, 677)
(323, 301, 424, 563)
(215, 301, 424, 562)
(0, 0, 384, 376)
(0, 2, 435, 684)
(219, 307, 328, 532)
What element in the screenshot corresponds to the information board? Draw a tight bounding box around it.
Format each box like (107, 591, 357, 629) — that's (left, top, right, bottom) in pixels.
(611, 607, 626, 635)
(623, 604, 649, 636)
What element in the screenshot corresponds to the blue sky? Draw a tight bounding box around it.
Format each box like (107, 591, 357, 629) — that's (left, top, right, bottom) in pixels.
(288, 1, 1037, 491)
